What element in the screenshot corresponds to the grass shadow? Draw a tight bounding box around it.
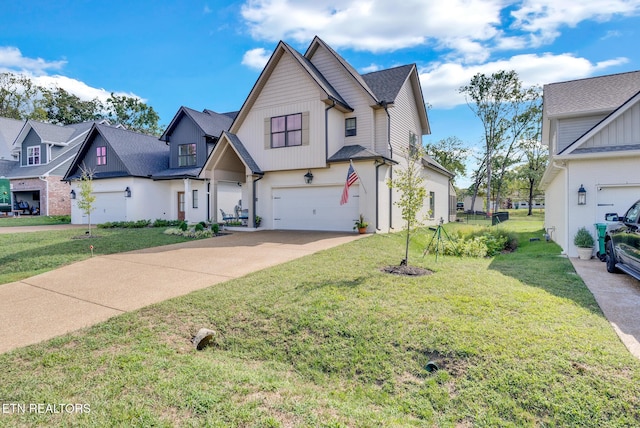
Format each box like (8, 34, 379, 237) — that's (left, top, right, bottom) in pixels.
(488, 229, 603, 314)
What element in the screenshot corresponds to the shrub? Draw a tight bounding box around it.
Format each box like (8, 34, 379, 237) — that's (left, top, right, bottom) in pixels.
(179, 221, 188, 231)
(574, 226, 595, 248)
(195, 223, 204, 232)
(212, 223, 220, 234)
(425, 226, 519, 258)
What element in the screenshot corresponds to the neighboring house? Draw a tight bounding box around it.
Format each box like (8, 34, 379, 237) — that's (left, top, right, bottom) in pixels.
(540, 70, 640, 256)
(2, 119, 100, 216)
(64, 108, 234, 224)
(201, 36, 454, 232)
(0, 117, 24, 161)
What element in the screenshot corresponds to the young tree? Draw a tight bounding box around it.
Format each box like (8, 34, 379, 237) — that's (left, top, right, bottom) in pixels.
(424, 136, 469, 184)
(517, 140, 548, 215)
(105, 93, 162, 135)
(459, 70, 537, 215)
(76, 165, 97, 236)
(388, 144, 427, 266)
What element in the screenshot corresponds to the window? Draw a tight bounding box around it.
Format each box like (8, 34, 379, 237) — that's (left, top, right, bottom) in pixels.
(96, 146, 107, 165)
(271, 113, 302, 148)
(345, 118, 357, 137)
(178, 144, 197, 167)
(27, 146, 40, 165)
(429, 191, 435, 219)
(192, 189, 198, 209)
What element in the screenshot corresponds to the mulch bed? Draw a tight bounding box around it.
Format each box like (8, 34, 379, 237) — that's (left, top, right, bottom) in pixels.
(381, 265, 432, 276)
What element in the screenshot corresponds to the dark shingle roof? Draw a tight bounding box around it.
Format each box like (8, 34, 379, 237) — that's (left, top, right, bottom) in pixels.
(362, 64, 414, 103)
(160, 107, 234, 142)
(327, 145, 391, 162)
(96, 124, 169, 177)
(544, 70, 640, 117)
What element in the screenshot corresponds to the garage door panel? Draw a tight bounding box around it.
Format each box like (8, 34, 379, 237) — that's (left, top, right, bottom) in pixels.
(273, 186, 358, 231)
(91, 192, 126, 224)
(596, 187, 640, 223)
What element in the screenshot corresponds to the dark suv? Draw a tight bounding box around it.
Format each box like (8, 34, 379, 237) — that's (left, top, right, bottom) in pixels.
(605, 200, 640, 280)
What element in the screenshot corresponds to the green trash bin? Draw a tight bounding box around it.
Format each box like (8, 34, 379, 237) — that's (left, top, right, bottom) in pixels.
(594, 223, 607, 261)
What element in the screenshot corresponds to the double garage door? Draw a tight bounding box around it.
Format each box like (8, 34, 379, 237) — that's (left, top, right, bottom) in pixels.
(273, 186, 359, 232)
(90, 192, 126, 224)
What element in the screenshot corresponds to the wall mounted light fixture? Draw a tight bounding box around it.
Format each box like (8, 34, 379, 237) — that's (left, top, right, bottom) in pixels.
(70, 189, 76, 199)
(578, 184, 586, 205)
(124, 187, 131, 198)
(304, 170, 313, 184)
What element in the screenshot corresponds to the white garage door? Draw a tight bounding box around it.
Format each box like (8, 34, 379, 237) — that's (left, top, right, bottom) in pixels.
(596, 186, 640, 222)
(91, 192, 126, 224)
(273, 186, 359, 231)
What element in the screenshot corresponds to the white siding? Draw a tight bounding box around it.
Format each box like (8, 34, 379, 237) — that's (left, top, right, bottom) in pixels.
(581, 102, 640, 150)
(237, 53, 326, 171)
(309, 47, 377, 151)
(389, 78, 422, 156)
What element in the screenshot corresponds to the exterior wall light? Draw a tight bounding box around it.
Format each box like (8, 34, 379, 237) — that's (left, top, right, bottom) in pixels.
(124, 187, 131, 198)
(578, 184, 586, 205)
(70, 189, 76, 199)
(304, 170, 313, 184)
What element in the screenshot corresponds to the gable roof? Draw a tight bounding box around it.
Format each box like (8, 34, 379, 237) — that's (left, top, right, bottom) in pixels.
(160, 106, 235, 142)
(65, 123, 169, 180)
(362, 64, 414, 104)
(558, 89, 640, 156)
(327, 144, 394, 163)
(0, 117, 24, 160)
(544, 70, 640, 118)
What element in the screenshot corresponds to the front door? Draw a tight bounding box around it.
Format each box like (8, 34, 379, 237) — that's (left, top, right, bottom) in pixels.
(178, 192, 185, 221)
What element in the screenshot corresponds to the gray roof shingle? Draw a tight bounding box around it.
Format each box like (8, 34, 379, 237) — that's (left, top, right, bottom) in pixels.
(327, 145, 390, 162)
(222, 132, 263, 175)
(362, 64, 414, 103)
(0, 117, 24, 160)
(544, 70, 640, 117)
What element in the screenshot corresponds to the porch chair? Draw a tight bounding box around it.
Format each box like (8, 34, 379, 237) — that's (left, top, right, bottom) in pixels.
(220, 209, 236, 223)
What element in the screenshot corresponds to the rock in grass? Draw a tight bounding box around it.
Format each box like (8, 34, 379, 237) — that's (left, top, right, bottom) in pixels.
(192, 328, 216, 350)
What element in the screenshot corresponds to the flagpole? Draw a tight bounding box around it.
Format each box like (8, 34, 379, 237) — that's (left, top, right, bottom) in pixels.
(349, 159, 366, 193)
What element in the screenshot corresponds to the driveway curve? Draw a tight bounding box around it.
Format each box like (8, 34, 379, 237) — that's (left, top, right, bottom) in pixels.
(0, 230, 364, 353)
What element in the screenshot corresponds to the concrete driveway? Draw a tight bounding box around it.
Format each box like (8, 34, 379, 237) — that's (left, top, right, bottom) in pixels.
(571, 257, 640, 359)
(0, 230, 363, 354)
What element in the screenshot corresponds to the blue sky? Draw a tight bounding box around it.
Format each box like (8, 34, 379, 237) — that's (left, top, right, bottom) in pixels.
(1, 1, 639, 185)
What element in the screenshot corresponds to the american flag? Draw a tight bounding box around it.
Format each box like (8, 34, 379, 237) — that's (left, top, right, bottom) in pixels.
(340, 163, 358, 205)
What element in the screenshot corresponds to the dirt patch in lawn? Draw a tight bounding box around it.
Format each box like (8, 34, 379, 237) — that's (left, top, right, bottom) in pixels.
(381, 265, 432, 276)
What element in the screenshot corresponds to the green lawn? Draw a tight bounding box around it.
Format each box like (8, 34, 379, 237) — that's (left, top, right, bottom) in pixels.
(0, 215, 71, 227)
(0, 227, 205, 285)
(1, 215, 639, 426)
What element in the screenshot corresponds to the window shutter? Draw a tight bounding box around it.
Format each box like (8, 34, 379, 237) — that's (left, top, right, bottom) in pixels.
(302, 111, 309, 146)
(264, 117, 271, 149)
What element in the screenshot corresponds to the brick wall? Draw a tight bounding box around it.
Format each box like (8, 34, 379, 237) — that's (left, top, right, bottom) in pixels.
(11, 176, 71, 216)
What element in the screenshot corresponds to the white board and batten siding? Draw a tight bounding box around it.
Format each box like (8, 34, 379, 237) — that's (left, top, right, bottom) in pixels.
(272, 186, 359, 231)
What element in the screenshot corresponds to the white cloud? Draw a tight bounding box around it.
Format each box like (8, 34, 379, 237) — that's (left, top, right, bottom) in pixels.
(240, 0, 640, 62)
(32, 75, 139, 104)
(241, 47, 272, 70)
(0, 46, 66, 75)
(511, 0, 640, 46)
(420, 53, 629, 109)
(360, 63, 381, 74)
(240, 0, 503, 62)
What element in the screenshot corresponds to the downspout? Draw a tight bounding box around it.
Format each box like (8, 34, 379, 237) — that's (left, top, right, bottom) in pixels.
(325, 99, 336, 161)
(252, 174, 264, 228)
(380, 101, 393, 230)
(206, 180, 210, 222)
(38, 176, 48, 216)
(553, 161, 569, 254)
(375, 160, 382, 230)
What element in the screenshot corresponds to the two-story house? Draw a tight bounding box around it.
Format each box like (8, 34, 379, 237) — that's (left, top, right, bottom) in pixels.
(64, 107, 234, 224)
(201, 36, 454, 232)
(4, 119, 99, 216)
(540, 70, 640, 256)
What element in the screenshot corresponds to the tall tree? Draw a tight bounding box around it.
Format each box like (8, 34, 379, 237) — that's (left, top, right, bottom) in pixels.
(424, 136, 469, 184)
(517, 101, 547, 215)
(460, 70, 536, 215)
(40, 87, 103, 125)
(388, 144, 427, 266)
(105, 93, 162, 135)
(0, 72, 43, 120)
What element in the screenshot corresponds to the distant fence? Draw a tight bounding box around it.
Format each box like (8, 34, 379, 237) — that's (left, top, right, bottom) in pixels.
(455, 211, 509, 226)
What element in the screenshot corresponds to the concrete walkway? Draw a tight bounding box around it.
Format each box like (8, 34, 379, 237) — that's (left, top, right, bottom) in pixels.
(570, 256, 640, 359)
(0, 230, 363, 353)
